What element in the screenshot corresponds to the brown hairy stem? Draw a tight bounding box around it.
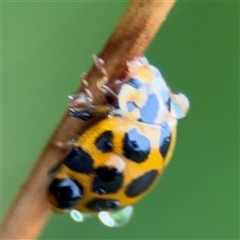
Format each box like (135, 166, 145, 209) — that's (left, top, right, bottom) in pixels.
(1, 0, 176, 239)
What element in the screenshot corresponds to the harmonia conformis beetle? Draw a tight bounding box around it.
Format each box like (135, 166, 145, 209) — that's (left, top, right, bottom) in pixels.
(48, 56, 189, 227)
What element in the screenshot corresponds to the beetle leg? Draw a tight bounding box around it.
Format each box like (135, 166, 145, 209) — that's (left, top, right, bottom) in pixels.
(54, 139, 76, 149)
(69, 56, 122, 120)
(69, 91, 114, 120)
(93, 55, 120, 99)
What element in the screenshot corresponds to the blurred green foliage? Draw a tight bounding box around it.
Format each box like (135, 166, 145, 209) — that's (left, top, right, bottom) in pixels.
(1, 1, 239, 239)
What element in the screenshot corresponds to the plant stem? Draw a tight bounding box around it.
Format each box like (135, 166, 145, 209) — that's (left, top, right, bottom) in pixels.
(1, 0, 176, 239)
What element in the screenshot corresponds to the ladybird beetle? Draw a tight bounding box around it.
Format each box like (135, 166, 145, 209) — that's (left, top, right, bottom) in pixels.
(48, 56, 189, 227)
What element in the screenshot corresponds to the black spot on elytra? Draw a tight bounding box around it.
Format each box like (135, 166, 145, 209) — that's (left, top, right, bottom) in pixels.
(123, 128, 150, 163)
(95, 131, 113, 153)
(48, 178, 83, 209)
(125, 170, 158, 197)
(159, 122, 172, 158)
(86, 198, 120, 212)
(93, 167, 123, 194)
(64, 147, 93, 174)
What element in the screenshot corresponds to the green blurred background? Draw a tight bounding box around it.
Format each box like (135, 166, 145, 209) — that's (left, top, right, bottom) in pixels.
(1, 1, 239, 239)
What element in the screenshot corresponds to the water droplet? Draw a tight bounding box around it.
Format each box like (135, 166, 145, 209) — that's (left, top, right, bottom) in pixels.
(98, 206, 133, 227)
(70, 210, 84, 222)
(99, 212, 115, 227)
(170, 93, 189, 119)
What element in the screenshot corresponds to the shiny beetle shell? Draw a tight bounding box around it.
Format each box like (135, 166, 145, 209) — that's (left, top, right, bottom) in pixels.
(50, 117, 176, 213)
(48, 56, 189, 226)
